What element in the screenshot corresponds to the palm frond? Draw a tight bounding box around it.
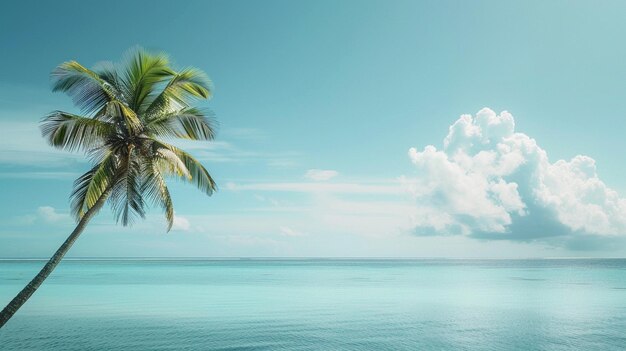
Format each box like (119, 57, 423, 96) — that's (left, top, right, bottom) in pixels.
(40, 111, 116, 152)
(154, 141, 217, 195)
(52, 61, 120, 115)
(145, 68, 213, 117)
(141, 159, 175, 231)
(95, 61, 128, 104)
(145, 107, 217, 140)
(105, 100, 142, 135)
(121, 49, 175, 115)
(109, 146, 146, 226)
(70, 153, 117, 219)
(155, 147, 192, 179)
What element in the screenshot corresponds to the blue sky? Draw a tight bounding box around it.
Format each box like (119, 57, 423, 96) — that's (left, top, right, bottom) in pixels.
(2, 0, 626, 258)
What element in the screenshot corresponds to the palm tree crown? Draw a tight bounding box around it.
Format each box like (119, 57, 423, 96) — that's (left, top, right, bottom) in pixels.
(0, 49, 219, 329)
(40, 48, 217, 230)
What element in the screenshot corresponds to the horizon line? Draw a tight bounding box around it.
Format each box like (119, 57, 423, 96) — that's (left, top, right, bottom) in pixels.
(1, 256, 625, 261)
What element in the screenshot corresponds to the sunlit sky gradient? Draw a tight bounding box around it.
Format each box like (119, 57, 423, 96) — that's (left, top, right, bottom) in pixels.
(2, 0, 626, 258)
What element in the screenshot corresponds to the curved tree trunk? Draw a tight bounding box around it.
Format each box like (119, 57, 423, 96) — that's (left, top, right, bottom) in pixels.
(0, 193, 109, 329)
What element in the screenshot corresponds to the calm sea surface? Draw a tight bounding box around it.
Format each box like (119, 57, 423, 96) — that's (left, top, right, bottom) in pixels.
(0, 259, 625, 350)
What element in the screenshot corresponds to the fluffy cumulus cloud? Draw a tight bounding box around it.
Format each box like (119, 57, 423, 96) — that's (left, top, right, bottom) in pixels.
(405, 108, 626, 242)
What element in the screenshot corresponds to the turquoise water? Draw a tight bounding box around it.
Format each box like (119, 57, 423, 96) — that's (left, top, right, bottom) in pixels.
(0, 259, 625, 350)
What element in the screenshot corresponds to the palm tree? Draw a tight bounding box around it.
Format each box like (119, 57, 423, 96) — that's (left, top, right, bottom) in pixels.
(0, 48, 217, 328)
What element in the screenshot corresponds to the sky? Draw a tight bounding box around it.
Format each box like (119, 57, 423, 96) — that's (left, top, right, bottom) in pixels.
(1, 0, 626, 258)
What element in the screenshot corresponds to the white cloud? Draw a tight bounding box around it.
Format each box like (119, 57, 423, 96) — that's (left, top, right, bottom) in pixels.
(37, 206, 69, 223)
(172, 214, 191, 231)
(11, 206, 71, 226)
(305, 169, 339, 181)
(405, 108, 626, 239)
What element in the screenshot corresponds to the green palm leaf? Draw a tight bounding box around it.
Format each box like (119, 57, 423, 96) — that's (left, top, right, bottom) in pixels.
(141, 159, 175, 231)
(145, 107, 217, 140)
(70, 152, 117, 219)
(145, 67, 213, 117)
(109, 146, 146, 226)
(121, 48, 175, 114)
(105, 100, 143, 135)
(41, 111, 116, 152)
(52, 61, 121, 115)
(153, 141, 217, 195)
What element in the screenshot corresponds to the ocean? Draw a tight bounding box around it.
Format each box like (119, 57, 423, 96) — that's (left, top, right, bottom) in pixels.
(0, 259, 625, 350)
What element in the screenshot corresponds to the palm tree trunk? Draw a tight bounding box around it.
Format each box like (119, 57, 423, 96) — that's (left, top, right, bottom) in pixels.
(0, 193, 109, 329)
